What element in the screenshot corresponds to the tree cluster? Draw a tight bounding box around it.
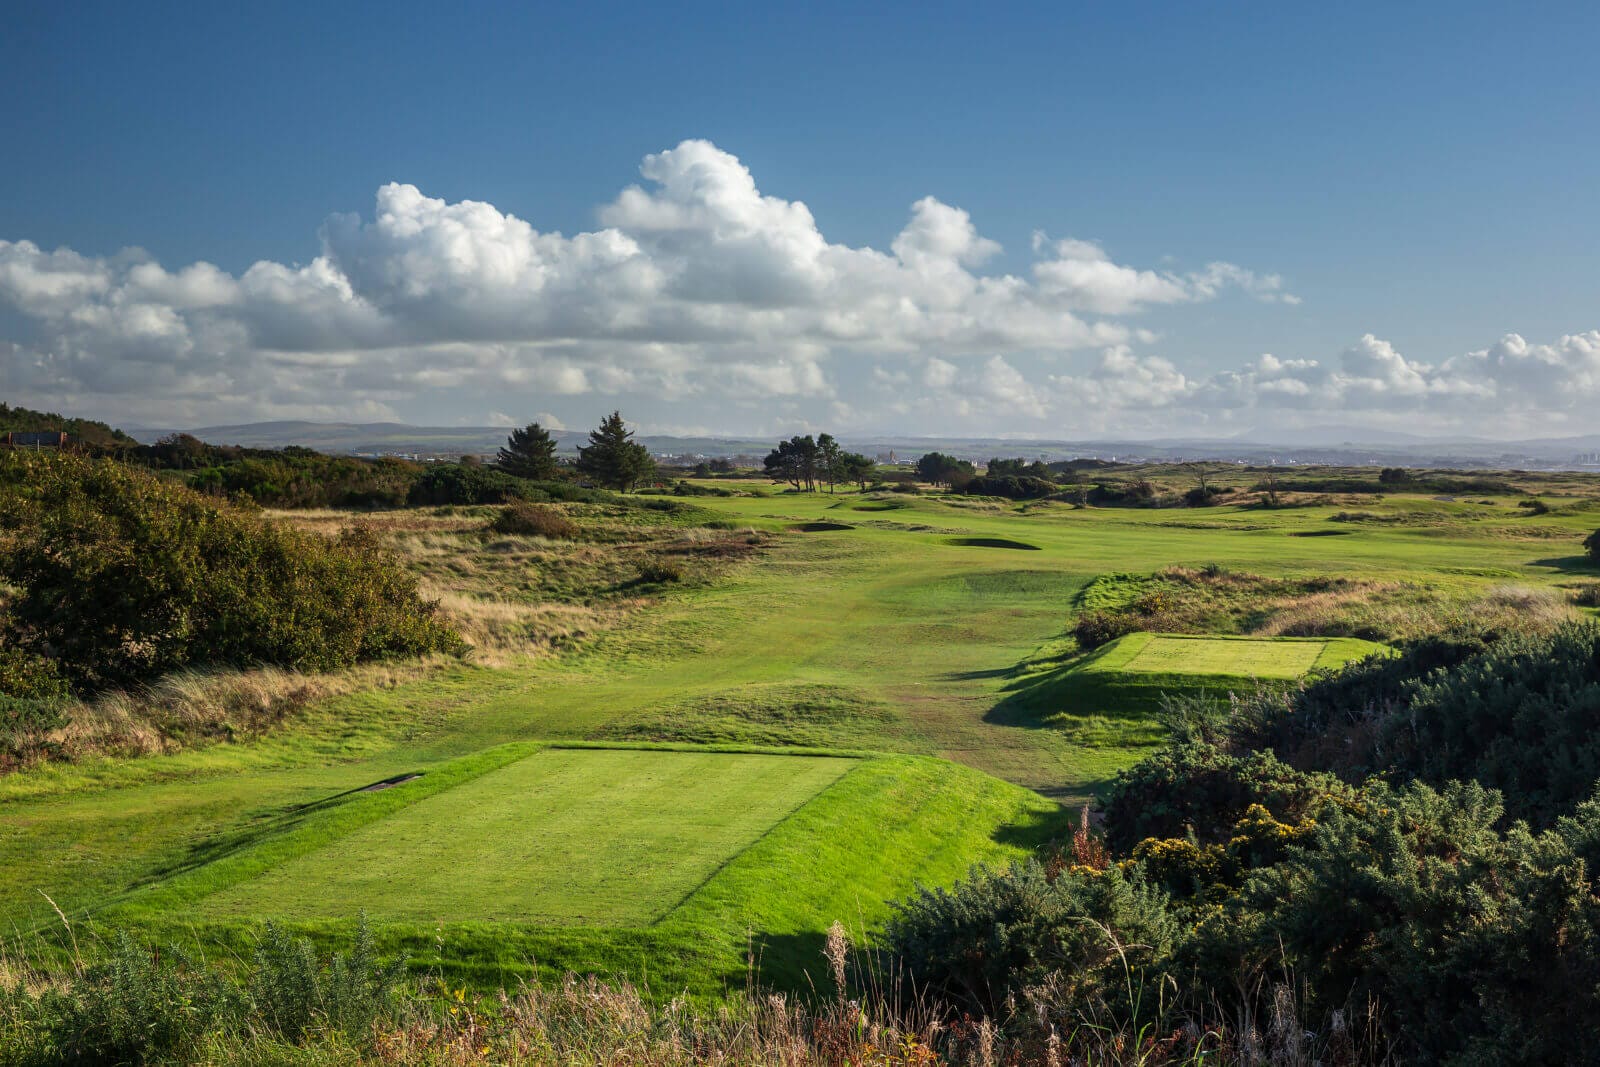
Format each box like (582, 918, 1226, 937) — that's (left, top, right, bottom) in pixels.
(762, 434, 874, 492)
(914, 452, 975, 487)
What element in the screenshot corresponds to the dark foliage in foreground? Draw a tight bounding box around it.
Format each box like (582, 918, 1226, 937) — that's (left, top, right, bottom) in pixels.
(0, 452, 462, 693)
(886, 622, 1600, 1065)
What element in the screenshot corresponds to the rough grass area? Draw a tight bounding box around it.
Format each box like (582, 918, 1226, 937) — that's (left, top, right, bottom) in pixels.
(1075, 565, 1573, 643)
(196, 748, 854, 925)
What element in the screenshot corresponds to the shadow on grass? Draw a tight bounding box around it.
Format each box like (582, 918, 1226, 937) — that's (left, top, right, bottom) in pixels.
(128, 774, 425, 890)
(1532, 555, 1600, 574)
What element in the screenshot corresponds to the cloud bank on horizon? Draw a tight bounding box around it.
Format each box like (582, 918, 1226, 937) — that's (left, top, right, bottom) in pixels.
(1, 139, 1596, 438)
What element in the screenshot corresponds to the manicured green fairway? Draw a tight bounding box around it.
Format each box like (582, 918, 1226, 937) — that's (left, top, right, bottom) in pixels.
(196, 749, 853, 925)
(5, 480, 1595, 996)
(1120, 634, 1328, 678)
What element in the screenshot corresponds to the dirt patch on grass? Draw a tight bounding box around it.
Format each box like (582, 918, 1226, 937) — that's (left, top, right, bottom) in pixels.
(947, 537, 1042, 551)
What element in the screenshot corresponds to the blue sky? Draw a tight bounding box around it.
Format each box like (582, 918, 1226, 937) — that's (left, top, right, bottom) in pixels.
(3, 1, 1598, 438)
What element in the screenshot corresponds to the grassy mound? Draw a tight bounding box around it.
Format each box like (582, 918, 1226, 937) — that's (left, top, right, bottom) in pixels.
(94, 744, 1068, 996)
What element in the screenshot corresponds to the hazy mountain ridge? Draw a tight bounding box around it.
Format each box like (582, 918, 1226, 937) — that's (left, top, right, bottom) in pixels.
(124, 421, 1600, 470)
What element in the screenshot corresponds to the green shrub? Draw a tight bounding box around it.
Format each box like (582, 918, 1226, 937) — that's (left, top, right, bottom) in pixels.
(882, 861, 1176, 1019)
(1587, 528, 1600, 564)
(1208, 780, 1600, 1064)
(406, 463, 539, 506)
(637, 560, 684, 584)
(0, 452, 463, 691)
(489, 501, 580, 539)
(249, 918, 405, 1043)
(34, 932, 237, 1064)
(1378, 621, 1600, 826)
(1102, 739, 1344, 853)
(1072, 609, 1140, 649)
(0, 693, 69, 766)
(0, 644, 69, 701)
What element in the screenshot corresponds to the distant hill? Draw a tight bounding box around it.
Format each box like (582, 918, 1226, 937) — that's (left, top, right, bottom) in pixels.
(128, 420, 779, 459)
(115, 418, 1600, 470)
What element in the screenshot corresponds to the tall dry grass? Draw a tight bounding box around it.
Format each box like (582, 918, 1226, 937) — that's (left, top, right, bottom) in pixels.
(48, 660, 439, 761)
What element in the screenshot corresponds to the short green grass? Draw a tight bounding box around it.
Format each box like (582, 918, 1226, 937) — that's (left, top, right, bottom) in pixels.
(77, 746, 1064, 996)
(1110, 633, 1371, 679)
(196, 749, 854, 925)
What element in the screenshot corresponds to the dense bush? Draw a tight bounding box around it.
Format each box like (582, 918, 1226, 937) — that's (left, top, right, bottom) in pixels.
(1102, 739, 1345, 853)
(1210, 780, 1600, 1063)
(956, 474, 1057, 500)
(1087, 480, 1158, 507)
(882, 861, 1177, 1019)
(0, 452, 462, 692)
(489, 501, 580, 539)
(20, 933, 236, 1064)
(2, 920, 405, 1062)
(1587, 528, 1600, 563)
(248, 919, 406, 1043)
(1377, 622, 1600, 826)
(1072, 609, 1141, 649)
(0, 693, 70, 767)
(1229, 632, 1496, 779)
(406, 463, 537, 506)
(132, 435, 423, 507)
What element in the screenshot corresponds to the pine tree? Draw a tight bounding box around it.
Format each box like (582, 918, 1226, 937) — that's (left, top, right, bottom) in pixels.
(576, 411, 655, 492)
(495, 423, 560, 480)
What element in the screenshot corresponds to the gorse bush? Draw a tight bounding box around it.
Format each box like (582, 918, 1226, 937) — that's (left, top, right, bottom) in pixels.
(882, 860, 1177, 1020)
(1072, 609, 1141, 649)
(406, 463, 536, 506)
(1101, 738, 1347, 854)
(1379, 622, 1600, 826)
(489, 501, 580, 539)
(637, 560, 684, 584)
(0, 452, 462, 692)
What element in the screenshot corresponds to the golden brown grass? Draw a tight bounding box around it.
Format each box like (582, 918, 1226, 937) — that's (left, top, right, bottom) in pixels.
(48, 660, 439, 761)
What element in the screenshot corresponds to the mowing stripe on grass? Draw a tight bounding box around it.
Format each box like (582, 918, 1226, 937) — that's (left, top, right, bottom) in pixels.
(194, 749, 853, 926)
(1120, 634, 1326, 679)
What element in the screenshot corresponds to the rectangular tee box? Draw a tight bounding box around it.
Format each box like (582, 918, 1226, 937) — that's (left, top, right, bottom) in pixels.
(196, 748, 854, 926)
(1120, 635, 1326, 679)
